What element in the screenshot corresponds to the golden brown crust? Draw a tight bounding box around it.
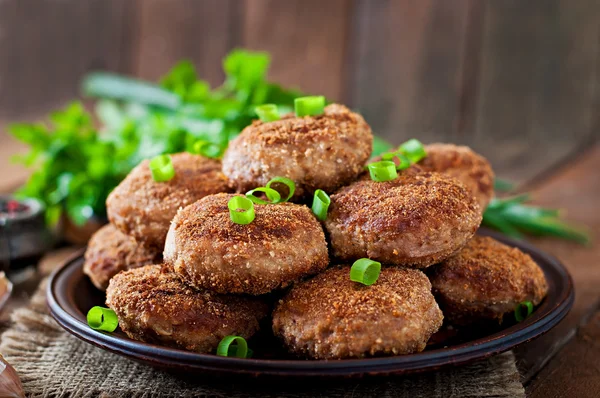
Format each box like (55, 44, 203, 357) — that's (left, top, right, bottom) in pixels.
(163, 193, 329, 295)
(106, 265, 269, 353)
(371, 143, 494, 210)
(325, 171, 482, 267)
(83, 224, 160, 291)
(272, 266, 443, 359)
(222, 104, 373, 201)
(106, 153, 231, 249)
(418, 143, 495, 210)
(427, 236, 549, 325)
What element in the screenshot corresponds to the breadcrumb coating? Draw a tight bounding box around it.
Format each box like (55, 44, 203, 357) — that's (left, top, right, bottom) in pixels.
(418, 143, 495, 210)
(273, 265, 443, 359)
(83, 224, 161, 291)
(106, 265, 269, 353)
(427, 236, 548, 325)
(106, 152, 231, 249)
(325, 171, 482, 267)
(222, 104, 373, 202)
(164, 193, 329, 295)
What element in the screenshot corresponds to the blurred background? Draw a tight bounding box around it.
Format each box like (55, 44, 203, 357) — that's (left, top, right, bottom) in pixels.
(0, 0, 598, 186)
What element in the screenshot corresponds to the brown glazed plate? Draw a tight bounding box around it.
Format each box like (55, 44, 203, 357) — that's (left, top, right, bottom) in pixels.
(47, 229, 573, 378)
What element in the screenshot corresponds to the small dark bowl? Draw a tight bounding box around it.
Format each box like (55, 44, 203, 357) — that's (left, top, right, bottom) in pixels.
(0, 195, 53, 272)
(47, 230, 573, 378)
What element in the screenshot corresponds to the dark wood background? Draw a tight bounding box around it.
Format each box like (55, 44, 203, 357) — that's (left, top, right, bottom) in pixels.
(0, 0, 598, 183)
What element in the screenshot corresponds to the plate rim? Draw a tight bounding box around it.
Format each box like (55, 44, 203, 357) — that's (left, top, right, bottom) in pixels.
(46, 230, 574, 377)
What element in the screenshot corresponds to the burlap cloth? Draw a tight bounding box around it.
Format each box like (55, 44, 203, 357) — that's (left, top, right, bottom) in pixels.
(0, 279, 525, 398)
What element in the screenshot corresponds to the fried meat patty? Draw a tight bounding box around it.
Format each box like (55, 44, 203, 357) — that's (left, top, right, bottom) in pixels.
(106, 265, 269, 353)
(272, 266, 443, 359)
(427, 236, 548, 325)
(106, 153, 230, 249)
(83, 224, 160, 291)
(222, 104, 373, 202)
(164, 193, 329, 295)
(418, 143, 495, 210)
(325, 171, 481, 268)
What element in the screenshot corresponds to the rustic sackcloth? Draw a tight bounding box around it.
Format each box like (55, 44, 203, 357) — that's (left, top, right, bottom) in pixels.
(0, 279, 525, 398)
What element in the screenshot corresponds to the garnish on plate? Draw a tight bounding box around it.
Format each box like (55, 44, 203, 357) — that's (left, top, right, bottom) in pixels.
(311, 189, 331, 221)
(367, 160, 398, 182)
(228, 196, 255, 225)
(294, 96, 326, 117)
(148, 154, 175, 182)
(87, 306, 119, 332)
(255, 104, 280, 122)
(217, 336, 251, 358)
(350, 258, 382, 286)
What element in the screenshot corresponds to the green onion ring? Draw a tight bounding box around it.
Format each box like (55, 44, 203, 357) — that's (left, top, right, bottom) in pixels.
(399, 138, 427, 163)
(311, 189, 331, 221)
(255, 104, 280, 122)
(367, 161, 398, 182)
(192, 140, 222, 158)
(87, 306, 119, 332)
(228, 196, 255, 225)
(149, 154, 175, 182)
(246, 187, 282, 205)
(266, 177, 296, 203)
(350, 259, 382, 286)
(294, 96, 326, 117)
(227, 346, 254, 358)
(217, 336, 248, 358)
(514, 301, 534, 322)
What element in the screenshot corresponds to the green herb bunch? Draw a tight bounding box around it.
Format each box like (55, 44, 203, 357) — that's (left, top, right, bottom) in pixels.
(10, 50, 303, 225)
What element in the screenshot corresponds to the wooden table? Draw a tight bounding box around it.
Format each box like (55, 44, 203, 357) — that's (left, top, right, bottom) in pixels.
(1, 135, 598, 397)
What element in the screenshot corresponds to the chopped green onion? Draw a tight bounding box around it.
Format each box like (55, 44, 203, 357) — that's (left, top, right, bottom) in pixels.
(192, 140, 222, 158)
(227, 346, 254, 358)
(350, 259, 381, 286)
(399, 139, 427, 163)
(382, 151, 411, 170)
(87, 306, 119, 332)
(514, 301, 534, 322)
(311, 189, 331, 221)
(367, 161, 398, 182)
(217, 336, 248, 358)
(294, 96, 326, 117)
(228, 196, 255, 225)
(246, 187, 281, 205)
(266, 177, 296, 202)
(255, 104, 280, 122)
(149, 154, 175, 182)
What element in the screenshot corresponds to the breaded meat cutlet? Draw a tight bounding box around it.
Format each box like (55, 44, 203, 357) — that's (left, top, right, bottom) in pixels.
(164, 193, 329, 295)
(83, 224, 161, 291)
(272, 266, 443, 359)
(106, 265, 269, 353)
(418, 143, 495, 210)
(427, 236, 548, 325)
(325, 171, 481, 268)
(372, 143, 494, 210)
(106, 153, 230, 249)
(222, 104, 373, 202)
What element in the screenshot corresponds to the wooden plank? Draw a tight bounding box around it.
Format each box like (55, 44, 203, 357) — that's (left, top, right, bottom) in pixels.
(509, 145, 600, 393)
(241, 0, 351, 101)
(0, 0, 135, 118)
(134, 0, 241, 88)
(471, 0, 600, 183)
(349, 0, 472, 144)
(528, 304, 600, 398)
